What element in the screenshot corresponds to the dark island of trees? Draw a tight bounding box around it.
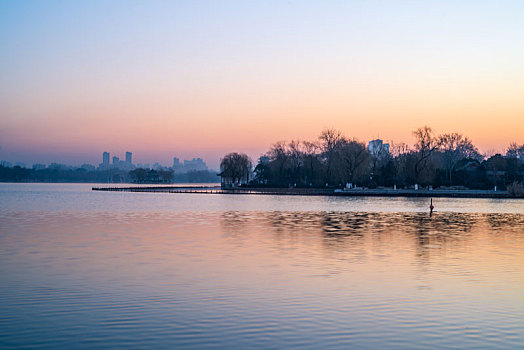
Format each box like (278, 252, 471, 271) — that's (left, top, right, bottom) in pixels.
(220, 126, 524, 197)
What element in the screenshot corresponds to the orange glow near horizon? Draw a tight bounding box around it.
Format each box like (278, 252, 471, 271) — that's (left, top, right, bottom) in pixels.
(3, 75, 522, 166)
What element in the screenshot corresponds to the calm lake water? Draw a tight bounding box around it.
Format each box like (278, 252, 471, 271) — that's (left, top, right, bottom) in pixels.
(1, 183, 523, 349)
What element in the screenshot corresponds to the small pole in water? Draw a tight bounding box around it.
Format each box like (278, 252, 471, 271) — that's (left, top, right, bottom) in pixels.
(429, 198, 434, 217)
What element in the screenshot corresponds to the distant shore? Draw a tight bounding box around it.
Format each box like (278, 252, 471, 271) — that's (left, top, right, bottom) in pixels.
(92, 186, 523, 199)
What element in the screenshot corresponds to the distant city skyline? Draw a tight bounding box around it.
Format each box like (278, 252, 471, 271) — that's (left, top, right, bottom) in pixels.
(0, 150, 212, 171)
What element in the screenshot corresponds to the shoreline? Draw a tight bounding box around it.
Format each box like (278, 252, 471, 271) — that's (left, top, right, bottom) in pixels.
(91, 186, 523, 199)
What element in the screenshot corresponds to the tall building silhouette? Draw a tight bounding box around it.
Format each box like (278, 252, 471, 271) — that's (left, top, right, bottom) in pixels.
(125, 152, 132, 164)
(184, 158, 208, 172)
(367, 139, 389, 155)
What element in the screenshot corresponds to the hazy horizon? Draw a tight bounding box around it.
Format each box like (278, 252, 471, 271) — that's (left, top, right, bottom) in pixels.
(0, 148, 223, 170)
(1, 1, 523, 169)
(0, 132, 518, 171)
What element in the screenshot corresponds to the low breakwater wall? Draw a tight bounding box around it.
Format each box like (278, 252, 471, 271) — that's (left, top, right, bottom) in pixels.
(91, 186, 522, 199)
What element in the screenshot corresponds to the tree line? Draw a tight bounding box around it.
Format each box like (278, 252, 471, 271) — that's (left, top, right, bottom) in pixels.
(220, 126, 524, 191)
(0, 166, 218, 183)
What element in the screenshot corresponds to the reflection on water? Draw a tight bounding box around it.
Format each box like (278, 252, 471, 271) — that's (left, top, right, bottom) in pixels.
(0, 185, 523, 349)
(222, 210, 524, 247)
(224, 211, 521, 262)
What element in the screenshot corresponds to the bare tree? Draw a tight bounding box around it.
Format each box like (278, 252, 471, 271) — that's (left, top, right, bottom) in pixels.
(506, 143, 524, 159)
(412, 126, 438, 184)
(319, 129, 344, 185)
(288, 140, 304, 185)
(437, 133, 481, 185)
(338, 139, 370, 185)
(389, 142, 410, 187)
(390, 142, 411, 158)
(268, 141, 290, 184)
(302, 140, 321, 186)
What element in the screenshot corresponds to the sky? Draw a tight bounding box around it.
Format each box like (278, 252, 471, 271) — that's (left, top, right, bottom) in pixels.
(1, 0, 523, 169)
